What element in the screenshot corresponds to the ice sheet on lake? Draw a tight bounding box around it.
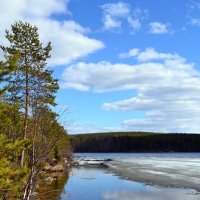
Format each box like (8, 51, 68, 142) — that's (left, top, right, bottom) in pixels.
(107, 157, 200, 192)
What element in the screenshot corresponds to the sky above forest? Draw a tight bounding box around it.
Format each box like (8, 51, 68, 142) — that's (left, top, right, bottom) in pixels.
(1, 0, 200, 134)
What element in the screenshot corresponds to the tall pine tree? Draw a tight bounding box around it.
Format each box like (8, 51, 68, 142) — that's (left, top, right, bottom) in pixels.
(1, 21, 59, 168)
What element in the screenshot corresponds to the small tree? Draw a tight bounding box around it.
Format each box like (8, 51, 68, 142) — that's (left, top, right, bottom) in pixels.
(0, 134, 30, 199)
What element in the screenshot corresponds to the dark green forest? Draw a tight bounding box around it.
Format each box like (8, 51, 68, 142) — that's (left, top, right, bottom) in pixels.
(71, 132, 200, 152)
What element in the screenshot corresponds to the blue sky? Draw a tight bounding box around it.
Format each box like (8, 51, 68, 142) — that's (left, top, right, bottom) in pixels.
(1, 0, 200, 134)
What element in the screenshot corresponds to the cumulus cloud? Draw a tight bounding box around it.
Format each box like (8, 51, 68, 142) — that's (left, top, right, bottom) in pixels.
(0, 0, 104, 66)
(61, 61, 154, 92)
(101, 2, 147, 33)
(128, 7, 148, 33)
(119, 48, 140, 58)
(127, 17, 141, 31)
(137, 48, 182, 62)
(101, 2, 130, 17)
(61, 48, 200, 133)
(61, 49, 197, 93)
(149, 22, 171, 34)
(101, 2, 130, 30)
(103, 14, 122, 30)
(119, 48, 181, 62)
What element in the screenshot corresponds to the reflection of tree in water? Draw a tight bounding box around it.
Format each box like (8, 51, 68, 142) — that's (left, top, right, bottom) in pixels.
(36, 171, 69, 200)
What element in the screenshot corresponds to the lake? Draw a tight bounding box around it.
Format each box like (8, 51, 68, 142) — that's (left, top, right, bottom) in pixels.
(46, 153, 200, 200)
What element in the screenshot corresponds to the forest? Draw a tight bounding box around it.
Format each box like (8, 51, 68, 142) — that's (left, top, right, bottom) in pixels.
(0, 21, 69, 200)
(71, 132, 200, 152)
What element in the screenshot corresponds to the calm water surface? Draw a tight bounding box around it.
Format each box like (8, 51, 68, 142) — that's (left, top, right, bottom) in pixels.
(58, 153, 200, 200)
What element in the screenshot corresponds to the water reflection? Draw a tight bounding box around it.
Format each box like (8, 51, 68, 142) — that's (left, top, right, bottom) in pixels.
(103, 188, 199, 200)
(60, 167, 200, 200)
(37, 171, 69, 200)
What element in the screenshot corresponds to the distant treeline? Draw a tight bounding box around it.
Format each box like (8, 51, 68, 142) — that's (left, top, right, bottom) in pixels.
(70, 132, 200, 152)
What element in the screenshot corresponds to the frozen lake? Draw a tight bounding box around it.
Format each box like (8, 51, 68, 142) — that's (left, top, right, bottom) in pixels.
(58, 153, 200, 200)
(60, 167, 199, 200)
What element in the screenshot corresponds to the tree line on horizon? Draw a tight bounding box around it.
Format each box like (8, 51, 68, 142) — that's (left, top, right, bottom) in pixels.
(0, 21, 69, 200)
(71, 132, 200, 152)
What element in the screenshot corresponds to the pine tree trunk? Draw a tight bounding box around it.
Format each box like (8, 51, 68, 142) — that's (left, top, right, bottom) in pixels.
(22, 169, 35, 200)
(21, 66, 29, 167)
(23, 142, 36, 200)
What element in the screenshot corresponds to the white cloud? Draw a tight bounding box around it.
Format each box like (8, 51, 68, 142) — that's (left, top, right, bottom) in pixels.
(101, 2, 130, 30)
(187, 1, 200, 26)
(119, 48, 139, 58)
(128, 7, 148, 33)
(61, 50, 196, 93)
(137, 48, 182, 62)
(0, 0, 104, 66)
(103, 15, 122, 30)
(101, 2, 147, 33)
(101, 2, 130, 17)
(127, 17, 141, 31)
(61, 61, 153, 92)
(189, 18, 200, 26)
(103, 97, 161, 111)
(149, 22, 170, 34)
(119, 47, 181, 62)
(61, 48, 200, 133)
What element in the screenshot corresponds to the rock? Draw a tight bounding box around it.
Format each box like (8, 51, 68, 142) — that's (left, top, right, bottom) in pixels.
(31, 191, 38, 196)
(50, 163, 64, 172)
(44, 163, 65, 172)
(43, 163, 51, 171)
(44, 176, 56, 183)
